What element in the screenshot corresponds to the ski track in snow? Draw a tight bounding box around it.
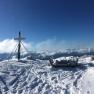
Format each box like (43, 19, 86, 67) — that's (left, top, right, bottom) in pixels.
(0, 57, 93, 94)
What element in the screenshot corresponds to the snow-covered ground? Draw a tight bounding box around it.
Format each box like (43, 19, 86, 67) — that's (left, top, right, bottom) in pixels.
(0, 56, 94, 94)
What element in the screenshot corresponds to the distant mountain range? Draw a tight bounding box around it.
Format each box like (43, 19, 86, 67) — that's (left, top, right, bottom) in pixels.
(0, 48, 94, 61)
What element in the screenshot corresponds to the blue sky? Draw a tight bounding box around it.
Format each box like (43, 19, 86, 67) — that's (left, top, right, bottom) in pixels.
(0, 0, 94, 50)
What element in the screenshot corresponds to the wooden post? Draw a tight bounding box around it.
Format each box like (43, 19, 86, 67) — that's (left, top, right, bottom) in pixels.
(14, 32, 25, 61)
(18, 32, 21, 61)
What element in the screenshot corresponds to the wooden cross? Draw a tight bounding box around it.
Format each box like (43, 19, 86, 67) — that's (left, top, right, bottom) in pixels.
(14, 32, 25, 61)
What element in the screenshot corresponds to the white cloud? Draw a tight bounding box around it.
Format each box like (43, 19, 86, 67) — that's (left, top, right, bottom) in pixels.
(34, 39, 67, 53)
(0, 38, 68, 54)
(0, 39, 31, 53)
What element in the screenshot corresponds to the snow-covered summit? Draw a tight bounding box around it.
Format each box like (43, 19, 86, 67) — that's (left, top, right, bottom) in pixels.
(0, 56, 94, 94)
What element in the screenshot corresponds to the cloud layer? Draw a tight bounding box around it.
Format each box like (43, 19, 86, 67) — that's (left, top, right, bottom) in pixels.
(0, 39, 67, 54)
(0, 38, 92, 54)
(35, 39, 66, 53)
(0, 39, 31, 53)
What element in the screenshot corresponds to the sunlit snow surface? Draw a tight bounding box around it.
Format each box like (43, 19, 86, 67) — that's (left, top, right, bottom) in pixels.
(0, 56, 94, 94)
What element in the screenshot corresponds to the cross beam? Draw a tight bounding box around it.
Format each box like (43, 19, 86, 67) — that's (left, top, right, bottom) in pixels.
(14, 32, 25, 61)
(14, 32, 25, 41)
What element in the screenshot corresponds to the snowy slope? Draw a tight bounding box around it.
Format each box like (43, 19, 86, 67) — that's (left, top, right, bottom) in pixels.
(0, 56, 94, 94)
(78, 68, 94, 94)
